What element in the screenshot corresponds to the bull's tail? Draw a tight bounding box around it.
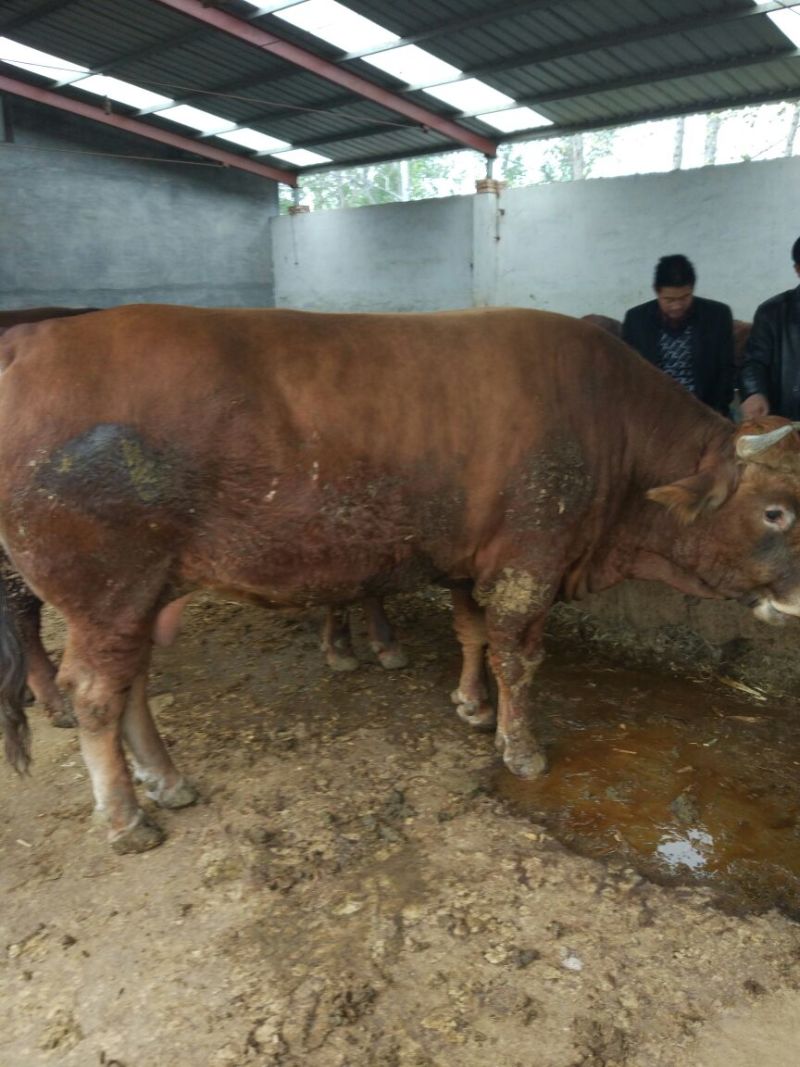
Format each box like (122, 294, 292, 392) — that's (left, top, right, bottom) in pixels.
(0, 572, 29, 773)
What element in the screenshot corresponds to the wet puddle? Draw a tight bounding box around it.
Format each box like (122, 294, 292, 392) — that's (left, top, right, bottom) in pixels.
(494, 655, 800, 915)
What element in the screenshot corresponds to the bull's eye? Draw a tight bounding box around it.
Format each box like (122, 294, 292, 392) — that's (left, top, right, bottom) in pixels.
(764, 506, 794, 530)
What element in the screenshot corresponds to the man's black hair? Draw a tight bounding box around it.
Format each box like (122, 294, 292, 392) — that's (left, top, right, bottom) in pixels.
(792, 236, 800, 266)
(653, 254, 696, 289)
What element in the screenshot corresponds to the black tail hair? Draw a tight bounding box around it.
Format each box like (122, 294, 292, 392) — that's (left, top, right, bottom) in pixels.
(0, 571, 29, 773)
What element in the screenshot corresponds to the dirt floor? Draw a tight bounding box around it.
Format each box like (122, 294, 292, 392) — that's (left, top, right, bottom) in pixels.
(2, 591, 800, 1067)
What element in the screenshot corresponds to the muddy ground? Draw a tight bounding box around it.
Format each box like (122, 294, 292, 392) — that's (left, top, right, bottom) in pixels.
(2, 591, 800, 1067)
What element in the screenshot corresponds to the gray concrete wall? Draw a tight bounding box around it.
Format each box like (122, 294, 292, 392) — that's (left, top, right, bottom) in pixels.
(270, 154, 800, 320)
(496, 155, 800, 322)
(272, 195, 473, 311)
(0, 100, 278, 309)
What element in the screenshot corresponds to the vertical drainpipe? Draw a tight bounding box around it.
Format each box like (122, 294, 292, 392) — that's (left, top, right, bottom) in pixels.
(471, 156, 506, 308)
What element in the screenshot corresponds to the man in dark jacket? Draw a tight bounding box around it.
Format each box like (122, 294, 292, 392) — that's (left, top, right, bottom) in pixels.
(739, 237, 800, 419)
(622, 254, 734, 416)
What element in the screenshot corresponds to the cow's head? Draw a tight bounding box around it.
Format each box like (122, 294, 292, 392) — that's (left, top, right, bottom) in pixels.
(648, 418, 800, 623)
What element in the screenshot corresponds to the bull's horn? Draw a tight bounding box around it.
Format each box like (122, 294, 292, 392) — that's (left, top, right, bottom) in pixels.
(736, 424, 795, 460)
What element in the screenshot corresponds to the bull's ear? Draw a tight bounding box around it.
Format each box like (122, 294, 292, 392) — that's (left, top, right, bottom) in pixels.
(647, 468, 732, 524)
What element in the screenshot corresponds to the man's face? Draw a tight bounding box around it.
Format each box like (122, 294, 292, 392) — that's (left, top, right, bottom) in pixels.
(655, 285, 694, 323)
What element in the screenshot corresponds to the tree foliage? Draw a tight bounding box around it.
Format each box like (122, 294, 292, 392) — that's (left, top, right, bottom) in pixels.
(279, 101, 800, 213)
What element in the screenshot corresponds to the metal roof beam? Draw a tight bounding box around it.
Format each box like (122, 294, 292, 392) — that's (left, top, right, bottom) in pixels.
(0, 72, 297, 184)
(461, 2, 791, 81)
(119, 0, 565, 114)
(148, 0, 497, 156)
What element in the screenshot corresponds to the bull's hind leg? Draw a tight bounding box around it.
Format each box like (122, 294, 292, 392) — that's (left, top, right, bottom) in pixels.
(321, 607, 359, 672)
(364, 597, 408, 670)
(478, 567, 558, 779)
(58, 619, 174, 854)
(450, 587, 494, 729)
(2, 566, 74, 727)
(123, 672, 197, 810)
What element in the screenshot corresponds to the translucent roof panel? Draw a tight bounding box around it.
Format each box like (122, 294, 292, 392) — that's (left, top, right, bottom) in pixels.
(477, 106, 553, 132)
(216, 127, 292, 153)
(767, 6, 800, 48)
(272, 0, 399, 53)
(273, 148, 332, 165)
(363, 45, 461, 87)
(0, 36, 87, 81)
(72, 74, 173, 111)
(155, 104, 236, 134)
(423, 79, 515, 114)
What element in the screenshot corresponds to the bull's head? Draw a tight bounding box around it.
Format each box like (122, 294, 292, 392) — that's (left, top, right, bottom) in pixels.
(648, 418, 800, 624)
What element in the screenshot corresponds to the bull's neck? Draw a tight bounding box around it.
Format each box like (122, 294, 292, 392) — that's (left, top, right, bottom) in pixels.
(587, 382, 735, 598)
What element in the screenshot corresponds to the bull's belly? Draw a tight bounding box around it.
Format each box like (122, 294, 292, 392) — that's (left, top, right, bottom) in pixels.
(177, 495, 463, 608)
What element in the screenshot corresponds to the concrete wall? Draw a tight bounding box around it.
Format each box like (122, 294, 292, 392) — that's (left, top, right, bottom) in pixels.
(272, 195, 473, 311)
(496, 156, 800, 322)
(271, 154, 800, 320)
(0, 100, 278, 309)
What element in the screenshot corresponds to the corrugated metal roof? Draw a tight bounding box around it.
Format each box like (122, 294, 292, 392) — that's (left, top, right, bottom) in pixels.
(1, 0, 799, 181)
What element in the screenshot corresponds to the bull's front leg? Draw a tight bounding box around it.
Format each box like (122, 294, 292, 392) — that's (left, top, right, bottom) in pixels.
(478, 567, 557, 779)
(449, 587, 495, 729)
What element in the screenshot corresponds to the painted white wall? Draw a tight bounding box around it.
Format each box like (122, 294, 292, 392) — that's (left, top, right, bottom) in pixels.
(271, 154, 800, 321)
(272, 195, 473, 311)
(497, 155, 800, 321)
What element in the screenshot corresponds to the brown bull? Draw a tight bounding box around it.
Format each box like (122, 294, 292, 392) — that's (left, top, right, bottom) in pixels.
(0, 305, 799, 856)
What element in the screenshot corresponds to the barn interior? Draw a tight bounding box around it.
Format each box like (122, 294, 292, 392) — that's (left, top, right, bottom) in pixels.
(2, 3, 800, 1065)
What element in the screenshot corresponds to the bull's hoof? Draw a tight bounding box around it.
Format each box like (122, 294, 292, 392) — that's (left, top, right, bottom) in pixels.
(148, 777, 199, 809)
(109, 812, 165, 854)
(455, 700, 497, 730)
(376, 646, 408, 670)
(48, 698, 77, 729)
(325, 650, 359, 673)
(451, 689, 496, 730)
(50, 710, 77, 728)
(502, 744, 547, 780)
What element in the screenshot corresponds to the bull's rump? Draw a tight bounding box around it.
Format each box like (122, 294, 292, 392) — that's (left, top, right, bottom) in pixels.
(0, 305, 650, 604)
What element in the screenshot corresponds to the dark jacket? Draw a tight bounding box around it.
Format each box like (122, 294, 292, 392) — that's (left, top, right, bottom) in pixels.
(621, 296, 734, 416)
(739, 286, 800, 419)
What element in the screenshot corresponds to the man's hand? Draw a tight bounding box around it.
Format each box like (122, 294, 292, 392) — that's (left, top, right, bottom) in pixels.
(740, 392, 769, 419)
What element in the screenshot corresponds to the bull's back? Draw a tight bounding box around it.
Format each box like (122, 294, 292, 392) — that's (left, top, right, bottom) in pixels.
(0, 304, 610, 463)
